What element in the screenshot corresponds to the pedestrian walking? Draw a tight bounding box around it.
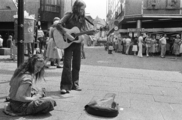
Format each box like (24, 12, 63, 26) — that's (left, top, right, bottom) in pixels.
(125, 36, 131, 55)
(0, 34, 3, 48)
(117, 35, 123, 53)
(137, 34, 143, 57)
(108, 42, 114, 54)
(180, 40, 182, 56)
(159, 34, 167, 58)
(150, 35, 157, 56)
(173, 34, 181, 58)
(113, 37, 118, 52)
(45, 17, 63, 68)
(37, 28, 45, 54)
(3, 54, 56, 116)
(10, 38, 17, 60)
(145, 34, 152, 57)
(132, 37, 138, 55)
(7, 35, 12, 48)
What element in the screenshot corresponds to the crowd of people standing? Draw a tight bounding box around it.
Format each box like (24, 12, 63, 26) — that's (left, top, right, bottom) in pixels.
(105, 33, 182, 59)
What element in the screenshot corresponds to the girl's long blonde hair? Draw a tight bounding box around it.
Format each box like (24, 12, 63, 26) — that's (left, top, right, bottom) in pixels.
(11, 54, 45, 82)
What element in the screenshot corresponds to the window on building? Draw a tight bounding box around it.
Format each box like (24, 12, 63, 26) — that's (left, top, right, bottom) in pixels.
(45, 0, 60, 5)
(44, 5, 60, 12)
(41, 0, 60, 12)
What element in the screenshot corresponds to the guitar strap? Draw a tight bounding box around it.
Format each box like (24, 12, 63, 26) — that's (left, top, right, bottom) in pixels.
(84, 17, 94, 26)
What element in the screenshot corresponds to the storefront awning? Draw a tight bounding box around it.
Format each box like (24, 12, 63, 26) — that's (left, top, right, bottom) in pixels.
(117, 27, 182, 34)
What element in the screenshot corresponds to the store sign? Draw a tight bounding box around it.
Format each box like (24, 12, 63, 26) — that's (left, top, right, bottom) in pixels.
(127, 28, 135, 32)
(114, 26, 118, 31)
(127, 28, 144, 32)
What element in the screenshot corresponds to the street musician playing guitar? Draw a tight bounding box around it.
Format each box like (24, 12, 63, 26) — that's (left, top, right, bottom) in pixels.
(55, 0, 95, 94)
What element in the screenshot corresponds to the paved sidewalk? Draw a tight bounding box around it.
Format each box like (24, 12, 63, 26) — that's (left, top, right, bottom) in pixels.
(0, 58, 182, 120)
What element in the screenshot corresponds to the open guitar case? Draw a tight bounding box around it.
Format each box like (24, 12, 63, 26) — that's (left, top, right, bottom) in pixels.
(85, 93, 119, 117)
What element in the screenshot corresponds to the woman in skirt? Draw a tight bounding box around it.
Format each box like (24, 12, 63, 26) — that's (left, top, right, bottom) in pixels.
(45, 17, 63, 68)
(132, 37, 138, 55)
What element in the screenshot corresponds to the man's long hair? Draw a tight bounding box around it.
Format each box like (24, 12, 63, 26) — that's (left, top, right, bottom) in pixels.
(71, 0, 87, 30)
(11, 54, 45, 82)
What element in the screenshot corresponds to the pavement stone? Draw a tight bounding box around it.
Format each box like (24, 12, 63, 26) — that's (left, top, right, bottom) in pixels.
(0, 55, 182, 120)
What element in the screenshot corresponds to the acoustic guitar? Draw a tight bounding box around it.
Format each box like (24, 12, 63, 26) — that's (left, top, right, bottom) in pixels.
(53, 26, 97, 49)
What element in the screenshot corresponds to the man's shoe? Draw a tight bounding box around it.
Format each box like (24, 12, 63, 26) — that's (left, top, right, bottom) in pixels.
(60, 89, 67, 94)
(66, 90, 70, 93)
(72, 87, 82, 91)
(45, 65, 49, 68)
(5, 97, 10, 102)
(51, 62, 55, 66)
(57, 65, 63, 68)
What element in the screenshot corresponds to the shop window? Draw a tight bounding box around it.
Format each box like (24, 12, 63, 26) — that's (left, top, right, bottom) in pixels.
(45, 0, 60, 5)
(41, 0, 60, 12)
(44, 5, 60, 12)
(166, 0, 178, 9)
(147, 0, 160, 9)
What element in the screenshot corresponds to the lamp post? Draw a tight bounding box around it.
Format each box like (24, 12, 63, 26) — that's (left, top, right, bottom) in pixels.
(17, 0, 24, 67)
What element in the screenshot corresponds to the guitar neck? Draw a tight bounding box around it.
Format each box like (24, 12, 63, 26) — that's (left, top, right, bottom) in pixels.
(75, 30, 95, 37)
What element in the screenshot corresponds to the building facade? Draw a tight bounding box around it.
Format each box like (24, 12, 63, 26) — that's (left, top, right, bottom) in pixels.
(0, 0, 76, 47)
(39, 0, 62, 30)
(61, 0, 76, 17)
(107, 0, 182, 36)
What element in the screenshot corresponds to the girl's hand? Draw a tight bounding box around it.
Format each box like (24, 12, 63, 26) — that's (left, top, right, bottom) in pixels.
(32, 95, 41, 101)
(53, 47, 57, 50)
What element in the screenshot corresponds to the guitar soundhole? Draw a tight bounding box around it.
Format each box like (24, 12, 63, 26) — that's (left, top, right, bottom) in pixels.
(67, 39, 72, 43)
(71, 33, 79, 40)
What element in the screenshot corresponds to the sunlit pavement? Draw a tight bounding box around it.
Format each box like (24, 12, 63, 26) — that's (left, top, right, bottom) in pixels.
(0, 52, 182, 120)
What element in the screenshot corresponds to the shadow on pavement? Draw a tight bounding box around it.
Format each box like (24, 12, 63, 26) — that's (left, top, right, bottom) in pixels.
(0, 58, 16, 63)
(44, 72, 62, 77)
(46, 90, 74, 100)
(0, 81, 10, 84)
(21, 113, 52, 120)
(83, 110, 117, 119)
(0, 96, 7, 100)
(0, 108, 53, 120)
(0, 108, 14, 119)
(0, 69, 14, 75)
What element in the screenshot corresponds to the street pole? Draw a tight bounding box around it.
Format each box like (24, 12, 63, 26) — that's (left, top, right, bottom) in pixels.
(17, 0, 24, 67)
